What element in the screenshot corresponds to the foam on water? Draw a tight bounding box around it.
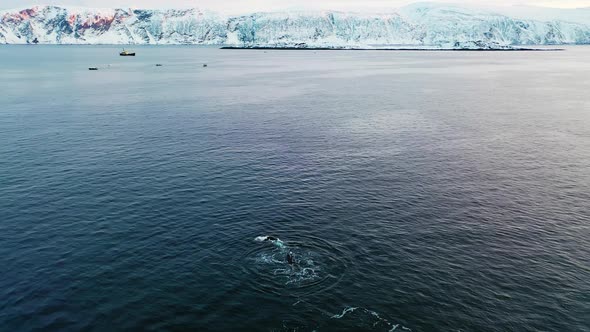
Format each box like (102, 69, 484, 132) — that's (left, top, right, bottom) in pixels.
(329, 306, 411, 331)
(331, 306, 359, 319)
(255, 253, 285, 264)
(269, 304, 410, 331)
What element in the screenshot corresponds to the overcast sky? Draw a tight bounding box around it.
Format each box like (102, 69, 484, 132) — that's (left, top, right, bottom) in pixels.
(2, 0, 590, 13)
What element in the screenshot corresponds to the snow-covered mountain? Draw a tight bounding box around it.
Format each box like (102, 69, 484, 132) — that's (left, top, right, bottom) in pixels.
(1, 3, 590, 48)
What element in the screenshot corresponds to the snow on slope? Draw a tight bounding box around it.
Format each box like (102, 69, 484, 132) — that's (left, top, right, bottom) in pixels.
(1, 4, 590, 47)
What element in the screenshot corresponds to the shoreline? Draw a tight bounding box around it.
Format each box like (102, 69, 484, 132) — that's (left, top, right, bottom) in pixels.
(220, 46, 564, 51)
(0, 44, 566, 51)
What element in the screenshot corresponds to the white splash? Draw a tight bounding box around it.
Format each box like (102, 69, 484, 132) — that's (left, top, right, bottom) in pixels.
(254, 236, 271, 242)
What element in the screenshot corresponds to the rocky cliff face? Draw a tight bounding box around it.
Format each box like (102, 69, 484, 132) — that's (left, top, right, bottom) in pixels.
(1, 4, 589, 48)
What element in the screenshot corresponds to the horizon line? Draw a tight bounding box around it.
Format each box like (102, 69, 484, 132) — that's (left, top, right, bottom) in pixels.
(2, 2, 590, 13)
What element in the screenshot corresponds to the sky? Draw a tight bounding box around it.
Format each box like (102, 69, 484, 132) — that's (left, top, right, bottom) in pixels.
(2, 0, 590, 13)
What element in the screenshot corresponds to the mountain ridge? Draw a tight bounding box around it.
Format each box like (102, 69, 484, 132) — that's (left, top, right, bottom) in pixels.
(2, 4, 590, 48)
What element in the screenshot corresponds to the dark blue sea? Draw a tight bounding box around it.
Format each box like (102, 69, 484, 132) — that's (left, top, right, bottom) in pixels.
(1, 45, 589, 331)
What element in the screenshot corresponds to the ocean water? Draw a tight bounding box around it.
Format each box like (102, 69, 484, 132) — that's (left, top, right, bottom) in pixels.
(1, 45, 589, 332)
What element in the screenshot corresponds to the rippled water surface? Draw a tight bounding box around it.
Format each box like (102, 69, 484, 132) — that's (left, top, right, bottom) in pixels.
(1, 45, 589, 331)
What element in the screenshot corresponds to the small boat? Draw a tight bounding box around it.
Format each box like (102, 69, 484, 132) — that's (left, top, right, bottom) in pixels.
(89, 67, 98, 70)
(203, 64, 208, 67)
(120, 49, 136, 56)
(155, 64, 163, 67)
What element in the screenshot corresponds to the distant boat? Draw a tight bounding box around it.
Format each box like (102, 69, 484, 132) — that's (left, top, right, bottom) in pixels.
(203, 64, 208, 67)
(89, 67, 98, 70)
(32, 38, 39, 44)
(156, 64, 163, 67)
(120, 49, 136, 56)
